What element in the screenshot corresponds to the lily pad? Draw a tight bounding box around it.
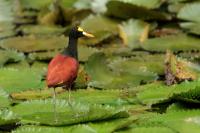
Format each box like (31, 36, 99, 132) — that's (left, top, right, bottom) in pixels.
(136, 79, 200, 105)
(85, 53, 158, 89)
(180, 22, 200, 35)
(79, 15, 118, 45)
(0, 109, 18, 126)
(0, 35, 67, 52)
(0, 50, 25, 67)
(177, 2, 200, 22)
(0, 68, 45, 93)
(28, 50, 61, 61)
(141, 34, 200, 52)
(12, 117, 135, 133)
(0, 0, 14, 22)
(11, 99, 129, 126)
(0, 88, 10, 108)
(19, 25, 66, 36)
(106, 0, 171, 20)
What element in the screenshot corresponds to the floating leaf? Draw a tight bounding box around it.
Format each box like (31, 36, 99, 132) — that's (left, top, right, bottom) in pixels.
(0, 88, 10, 108)
(142, 110, 200, 133)
(0, 68, 45, 93)
(141, 34, 200, 52)
(180, 22, 200, 35)
(10, 88, 64, 101)
(5, 61, 30, 69)
(80, 15, 118, 45)
(173, 86, 200, 104)
(106, 0, 171, 20)
(136, 79, 200, 105)
(37, 4, 60, 25)
(110, 54, 165, 75)
(12, 117, 135, 133)
(19, 25, 66, 36)
(85, 53, 157, 89)
(177, 2, 200, 22)
(117, 127, 175, 133)
(0, 0, 14, 22)
(74, 0, 108, 13)
(19, 0, 52, 10)
(0, 109, 18, 126)
(12, 125, 96, 133)
(78, 45, 99, 62)
(0, 50, 25, 67)
(0, 35, 67, 52)
(0, 22, 15, 35)
(28, 50, 61, 61)
(11, 99, 129, 126)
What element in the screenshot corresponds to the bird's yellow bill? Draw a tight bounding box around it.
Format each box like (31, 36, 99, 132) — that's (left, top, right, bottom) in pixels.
(83, 31, 95, 38)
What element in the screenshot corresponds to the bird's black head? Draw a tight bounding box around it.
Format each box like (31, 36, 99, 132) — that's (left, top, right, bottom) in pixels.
(69, 26, 94, 39)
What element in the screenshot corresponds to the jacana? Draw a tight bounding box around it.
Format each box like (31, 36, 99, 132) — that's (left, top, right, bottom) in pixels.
(46, 26, 94, 122)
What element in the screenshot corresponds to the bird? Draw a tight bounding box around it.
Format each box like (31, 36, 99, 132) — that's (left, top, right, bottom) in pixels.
(46, 26, 94, 122)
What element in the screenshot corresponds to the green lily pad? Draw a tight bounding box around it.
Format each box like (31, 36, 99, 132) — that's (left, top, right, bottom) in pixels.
(19, 0, 52, 10)
(12, 117, 135, 133)
(0, 68, 45, 93)
(106, 0, 171, 20)
(141, 34, 200, 52)
(11, 99, 129, 126)
(19, 25, 66, 36)
(136, 79, 200, 105)
(85, 53, 157, 89)
(0, 0, 14, 22)
(80, 15, 118, 45)
(0, 88, 10, 108)
(28, 50, 61, 61)
(177, 2, 200, 22)
(180, 22, 200, 35)
(74, 0, 108, 13)
(116, 0, 164, 9)
(0, 35, 67, 52)
(0, 50, 25, 67)
(117, 127, 175, 133)
(0, 109, 18, 126)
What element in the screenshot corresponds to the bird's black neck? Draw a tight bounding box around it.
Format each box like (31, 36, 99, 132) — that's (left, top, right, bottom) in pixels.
(62, 37, 78, 60)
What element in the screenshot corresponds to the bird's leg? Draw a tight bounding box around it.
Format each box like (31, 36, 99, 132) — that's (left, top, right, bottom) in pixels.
(67, 85, 73, 107)
(53, 88, 58, 123)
